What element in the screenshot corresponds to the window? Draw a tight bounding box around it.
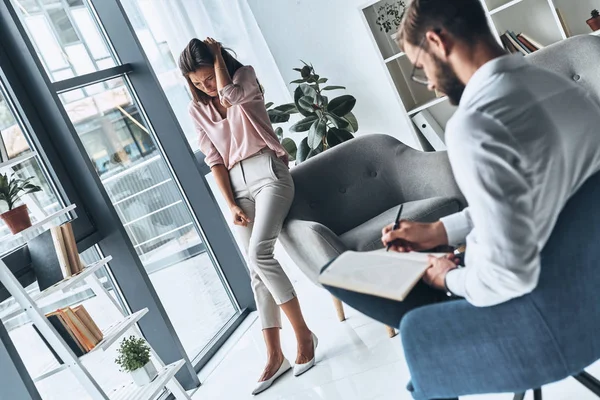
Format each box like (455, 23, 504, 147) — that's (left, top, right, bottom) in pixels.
(12, 0, 240, 365)
(0, 84, 63, 249)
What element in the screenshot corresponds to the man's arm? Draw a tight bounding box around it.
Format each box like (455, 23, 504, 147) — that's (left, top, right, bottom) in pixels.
(443, 110, 540, 307)
(440, 208, 473, 247)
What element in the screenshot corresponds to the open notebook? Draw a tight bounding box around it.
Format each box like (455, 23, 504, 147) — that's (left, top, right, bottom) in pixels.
(318, 249, 446, 301)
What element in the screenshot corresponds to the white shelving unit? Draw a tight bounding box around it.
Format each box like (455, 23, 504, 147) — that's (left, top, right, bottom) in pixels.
(360, 0, 600, 150)
(0, 206, 191, 400)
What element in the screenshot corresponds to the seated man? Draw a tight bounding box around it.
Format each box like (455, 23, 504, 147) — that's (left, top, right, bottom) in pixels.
(323, 0, 600, 398)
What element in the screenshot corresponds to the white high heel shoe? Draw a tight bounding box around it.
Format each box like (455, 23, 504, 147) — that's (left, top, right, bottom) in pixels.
(252, 357, 291, 395)
(293, 332, 319, 377)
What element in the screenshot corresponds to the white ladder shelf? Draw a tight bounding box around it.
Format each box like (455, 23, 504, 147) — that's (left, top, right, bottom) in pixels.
(0, 205, 191, 400)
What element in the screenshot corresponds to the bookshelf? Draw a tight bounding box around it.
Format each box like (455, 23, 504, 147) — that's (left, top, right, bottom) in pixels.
(0, 205, 191, 399)
(360, 0, 600, 150)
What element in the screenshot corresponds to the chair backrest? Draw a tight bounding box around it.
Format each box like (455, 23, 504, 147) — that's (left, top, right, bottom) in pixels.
(531, 171, 600, 373)
(287, 134, 464, 235)
(526, 35, 600, 99)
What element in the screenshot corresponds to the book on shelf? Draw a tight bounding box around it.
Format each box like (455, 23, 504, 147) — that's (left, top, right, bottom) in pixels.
(500, 33, 521, 55)
(50, 226, 71, 278)
(61, 222, 84, 274)
(73, 305, 103, 343)
(556, 8, 572, 38)
(35, 306, 103, 361)
(519, 33, 544, 50)
(507, 31, 530, 54)
(517, 34, 538, 53)
(50, 222, 85, 278)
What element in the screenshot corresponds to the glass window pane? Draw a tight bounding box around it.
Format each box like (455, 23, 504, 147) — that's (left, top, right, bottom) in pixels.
(52, 69, 86, 103)
(67, 0, 84, 6)
(25, 15, 69, 71)
(65, 43, 96, 76)
(61, 77, 238, 359)
(48, 8, 80, 45)
(119, 0, 198, 152)
(71, 8, 110, 60)
(14, 0, 116, 80)
(14, 0, 41, 13)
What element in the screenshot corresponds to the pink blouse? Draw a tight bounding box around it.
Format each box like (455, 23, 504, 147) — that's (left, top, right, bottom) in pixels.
(188, 66, 288, 170)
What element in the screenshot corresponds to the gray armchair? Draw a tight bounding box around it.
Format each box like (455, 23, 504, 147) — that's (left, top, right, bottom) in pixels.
(280, 133, 466, 335)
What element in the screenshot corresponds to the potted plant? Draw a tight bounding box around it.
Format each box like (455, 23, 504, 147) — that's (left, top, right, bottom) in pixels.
(0, 172, 41, 234)
(375, 1, 407, 41)
(266, 61, 358, 164)
(587, 9, 600, 32)
(115, 336, 157, 386)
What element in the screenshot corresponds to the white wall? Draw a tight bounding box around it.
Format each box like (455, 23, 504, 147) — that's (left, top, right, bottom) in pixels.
(247, 0, 417, 148)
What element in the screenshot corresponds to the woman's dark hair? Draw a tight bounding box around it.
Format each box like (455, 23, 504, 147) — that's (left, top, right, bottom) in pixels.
(178, 38, 245, 104)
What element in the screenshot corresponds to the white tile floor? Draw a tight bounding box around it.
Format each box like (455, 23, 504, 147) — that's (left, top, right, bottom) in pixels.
(192, 251, 600, 400)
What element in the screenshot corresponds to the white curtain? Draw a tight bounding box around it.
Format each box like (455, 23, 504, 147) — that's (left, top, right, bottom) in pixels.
(142, 0, 291, 106)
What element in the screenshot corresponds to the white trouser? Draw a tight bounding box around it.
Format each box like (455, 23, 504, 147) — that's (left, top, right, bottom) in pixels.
(229, 149, 296, 329)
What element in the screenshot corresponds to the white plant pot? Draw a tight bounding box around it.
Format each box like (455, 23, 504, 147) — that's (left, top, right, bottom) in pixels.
(130, 362, 158, 387)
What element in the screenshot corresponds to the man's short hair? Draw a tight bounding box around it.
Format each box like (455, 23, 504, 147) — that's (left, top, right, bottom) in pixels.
(398, 0, 493, 49)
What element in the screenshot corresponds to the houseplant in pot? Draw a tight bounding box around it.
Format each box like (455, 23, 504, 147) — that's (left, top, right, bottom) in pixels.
(587, 9, 600, 32)
(0, 172, 41, 234)
(266, 61, 359, 164)
(115, 336, 157, 386)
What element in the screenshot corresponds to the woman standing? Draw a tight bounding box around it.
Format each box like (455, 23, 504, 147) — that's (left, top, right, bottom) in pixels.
(179, 38, 317, 395)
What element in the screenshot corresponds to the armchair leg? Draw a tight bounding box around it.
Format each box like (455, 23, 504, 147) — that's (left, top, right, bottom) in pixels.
(573, 371, 600, 396)
(533, 388, 542, 400)
(332, 296, 346, 322)
(386, 326, 397, 338)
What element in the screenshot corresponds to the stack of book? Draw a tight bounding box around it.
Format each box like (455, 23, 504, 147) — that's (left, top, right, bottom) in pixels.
(50, 222, 85, 278)
(35, 305, 104, 359)
(500, 31, 544, 55)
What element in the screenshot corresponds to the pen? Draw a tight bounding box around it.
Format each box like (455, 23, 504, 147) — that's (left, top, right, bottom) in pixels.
(386, 204, 404, 252)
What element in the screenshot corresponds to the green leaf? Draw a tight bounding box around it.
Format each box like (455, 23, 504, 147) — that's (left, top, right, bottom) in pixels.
(282, 137, 297, 161)
(265, 102, 274, 109)
(322, 85, 346, 91)
(293, 68, 303, 72)
(324, 112, 350, 129)
(268, 109, 291, 124)
(290, 115, 318, 132)
(317, 78, 328, 84)
(327, 128, 354, 147)
(298, 96, 316, 114)
(308, 119, 327, 149)
(327, 95, 356, 117)
(294, 85, 317, 117)
(273, 103, 298, 114)
(344, 111, 359, 133)
(275, 127, 284, 141)
(296, 137, 310, 163)
(290, 79, 306, 84)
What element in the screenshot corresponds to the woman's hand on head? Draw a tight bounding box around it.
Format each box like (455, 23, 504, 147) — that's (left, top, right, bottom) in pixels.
(230, 205, 251, 227)
(204, 37, 222, 58)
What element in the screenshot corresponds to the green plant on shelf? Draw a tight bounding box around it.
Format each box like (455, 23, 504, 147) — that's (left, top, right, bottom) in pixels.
(115, 336, 151, 372)
(0, 172, 41, 211)
(266, 61, 358, 164)
(375, 1, 407, 34)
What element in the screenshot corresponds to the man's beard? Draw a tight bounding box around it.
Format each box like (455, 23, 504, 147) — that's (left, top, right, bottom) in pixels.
(432, 54, 465, 106)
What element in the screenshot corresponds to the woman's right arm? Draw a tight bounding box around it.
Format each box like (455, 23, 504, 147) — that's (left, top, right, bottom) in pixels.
(189, 104, 251, 227)
(211, 164, 251, 227)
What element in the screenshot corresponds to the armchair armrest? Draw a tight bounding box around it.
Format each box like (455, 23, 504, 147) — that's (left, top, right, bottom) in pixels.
(280, 219, 348, 286)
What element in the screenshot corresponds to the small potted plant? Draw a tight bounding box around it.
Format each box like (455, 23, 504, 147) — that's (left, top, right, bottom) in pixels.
(375, 1, 407, 41)
(0, 172, 41, 234)
(587, 9, 600, 32)
(115, 336, 157, 386)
